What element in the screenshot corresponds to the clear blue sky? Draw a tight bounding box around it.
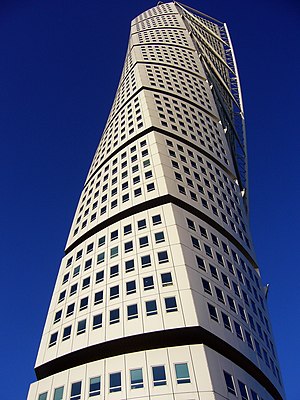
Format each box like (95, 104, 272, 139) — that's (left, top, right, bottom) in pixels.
(0, 1, 299, 399)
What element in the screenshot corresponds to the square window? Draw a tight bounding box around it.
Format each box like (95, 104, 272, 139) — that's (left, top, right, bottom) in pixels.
(146, 300, 157, 316)
(152, 214, 161, 225)
(175, 363, 190, 384)
(130, 368, 143, 389)
(155, 232, 165, 243)
(124, 224, 132, 235)
(124, 241, 133, 252)
(158, 251, 168, 264)
(109, 372, 121, 393)
(141, 254, 151, 268)
(138, 219, 146, 230)
(127, 304, 138, 320)
(165, 296, 177, 312)
(139, 236, 149, 247)
(161, 272, 172, 287)
(125, 259, 134, 272)
(147, 183, 155, 191)
(152, 365, 166, 386)
(109, 309, 120, 324)
(143, 276, 154, 290)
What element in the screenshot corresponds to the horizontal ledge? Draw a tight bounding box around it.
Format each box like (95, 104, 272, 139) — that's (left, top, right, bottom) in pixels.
(35, 326, 282, 400)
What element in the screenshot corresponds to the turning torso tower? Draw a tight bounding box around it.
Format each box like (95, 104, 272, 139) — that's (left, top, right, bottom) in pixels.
(27, 2, 285, 400)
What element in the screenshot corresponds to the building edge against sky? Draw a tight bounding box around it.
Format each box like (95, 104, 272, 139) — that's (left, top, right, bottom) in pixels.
(27, 2, 285, 400)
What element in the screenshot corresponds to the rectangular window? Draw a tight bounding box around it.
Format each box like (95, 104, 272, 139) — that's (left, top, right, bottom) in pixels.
(93, 314, 102, 329)
(146, 300, 157, 316)
(79, 297, 88, 311)
(54, 310, 62, 323)
(139, 236, 149, 247)
(66, 303, 75, 317)
(110, 285, 119, 300)
(125, 241, 133, 252)
(126, 280, 136, 295)
(127, 304, 138, 320)
(124, 224, 132, 235)
(224, 371, 236, 395)
(82, 277, 90, 289)
(138, 219, 146, 229)
(38, 393, 47, 400)
(238, 380, 249, 400)
(62, 325, 72, 341)
(152, 365, 166, 386)
(165, 297, 178, 312)
(161, 272, 172, 287)
(70, 381, 81, 400)
(141, 254, 151, 268)
(152, 214, 161, 225)
(109, 372, 121, 393)
(85, 259, 92, 270)
(110, 246, 118, 258)
(175, 363, 190, 384)
(58, 290, 66, 303)
(109, 308, 120, 324)
(89, 377, 101, 397)
(49, 332, 58, 347)
(155, 232, 165, 243)
(130, 368, 143, 389)
(95, 270, 104, 283)
(221, 313, 232, 331)
(94, 291, 103, 305)
(97, 252, 105, 264)
(53, 387, 64, 400)
(208, 303, 218, 322)
(77, 319, 86, 335)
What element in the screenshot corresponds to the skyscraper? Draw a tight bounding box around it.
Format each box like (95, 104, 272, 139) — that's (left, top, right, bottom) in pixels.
(27, 2, 285, 399)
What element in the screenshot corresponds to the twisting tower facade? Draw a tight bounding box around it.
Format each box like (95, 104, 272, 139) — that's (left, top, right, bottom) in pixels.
(27, 2, 284, 400)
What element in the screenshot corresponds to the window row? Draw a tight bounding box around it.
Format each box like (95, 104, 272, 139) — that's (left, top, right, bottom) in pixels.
(38, 362, 191, 400)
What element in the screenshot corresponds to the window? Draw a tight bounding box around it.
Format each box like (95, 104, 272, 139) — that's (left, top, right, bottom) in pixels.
(93, 314, 102, 329)
(138, 219, 146, 229)
(86, 243, 94, 253)
(94, 291, 103, 305)
(73, 265, 80, 277)
(127, 304, 138, 320)
(152, 214, 161, 225)
(109, 372, 121, 393)
(238, 381, 249, 400)
(139, 236, 149, 248)
(82, 277, 90, 289)
(111, 230, 118, 240)
(222, 313, 231, 331)
(124, 224, 132, 235)
(58, 290, 66, 303)
(110, 265, 119, 278)
(215, 287, 225, 303)
(196, 255, 206, 271)
(89, 377, 101, 397)
(62, 273, 69, 284)
(125, 241, 133, 252)
(152, 366, 166, 386)
(158, 251, 168, 263)
(234, 321, 243, 340)
(155, 231, 165, 243)
(110, 246, 118, 258)
(70, 381, 81, 400)
(53, 387, 64, 400)
(54, 310, 62, 323)
(224, 371, 236, 395)
(202, 278, 212, 295)
(79, 297, 88, 311)
(62, 325, 72, 341)
(110, 285, 119, 299)
(146, 300, 157, 316)
(147, 183, 155, 191)
(161, 272, 172, 286)
(141, 254, 151, 268)
(98, 236, 105, 247)
(208, 303, 218, 322)
(95, 270, 104, 283)
(126, 280, 136, 295)
(70, 284, 77, 296)
(175, 363, 190, 384)
(125, 259, 134, 272)
(49, 332, 58, 347)
(85, 259, 92, 270)
(109, 308, 120, 324)
(245, 330, 254, 349)
(66, 303, 75, 317)
(97, 252, 105, 264)
(191, 236, 200, 250)
(38, 393, 47, 400)
(77, 319, 86, 335)
(130, 368, 143, 389)
(165, 297, 178, 312)
(143, 276, 154, 290)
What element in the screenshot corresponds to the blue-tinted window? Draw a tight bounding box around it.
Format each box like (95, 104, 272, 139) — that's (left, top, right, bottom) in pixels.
(224, 371, 236, 395)
(110, 309, 120, 324)
(152, 366, 166, 386)
(146, 300, 157, 316)
(93, 314, 102, 330)
(165, 297, 177, 312)
(53, 387, 64, 400)
(127, 304, 138, 320)
(70, 381, 81, 400)
(175, 363, 190, 384)
(130, 368, 143, 389)
(89, 377, 101, 397)
(126, 280, 136, 294)
(109, 372, 121, 393)
(38, 393, 47, 400)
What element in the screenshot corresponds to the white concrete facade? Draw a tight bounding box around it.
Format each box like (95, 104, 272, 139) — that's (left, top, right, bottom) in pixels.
(27, 3, 285, 400)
